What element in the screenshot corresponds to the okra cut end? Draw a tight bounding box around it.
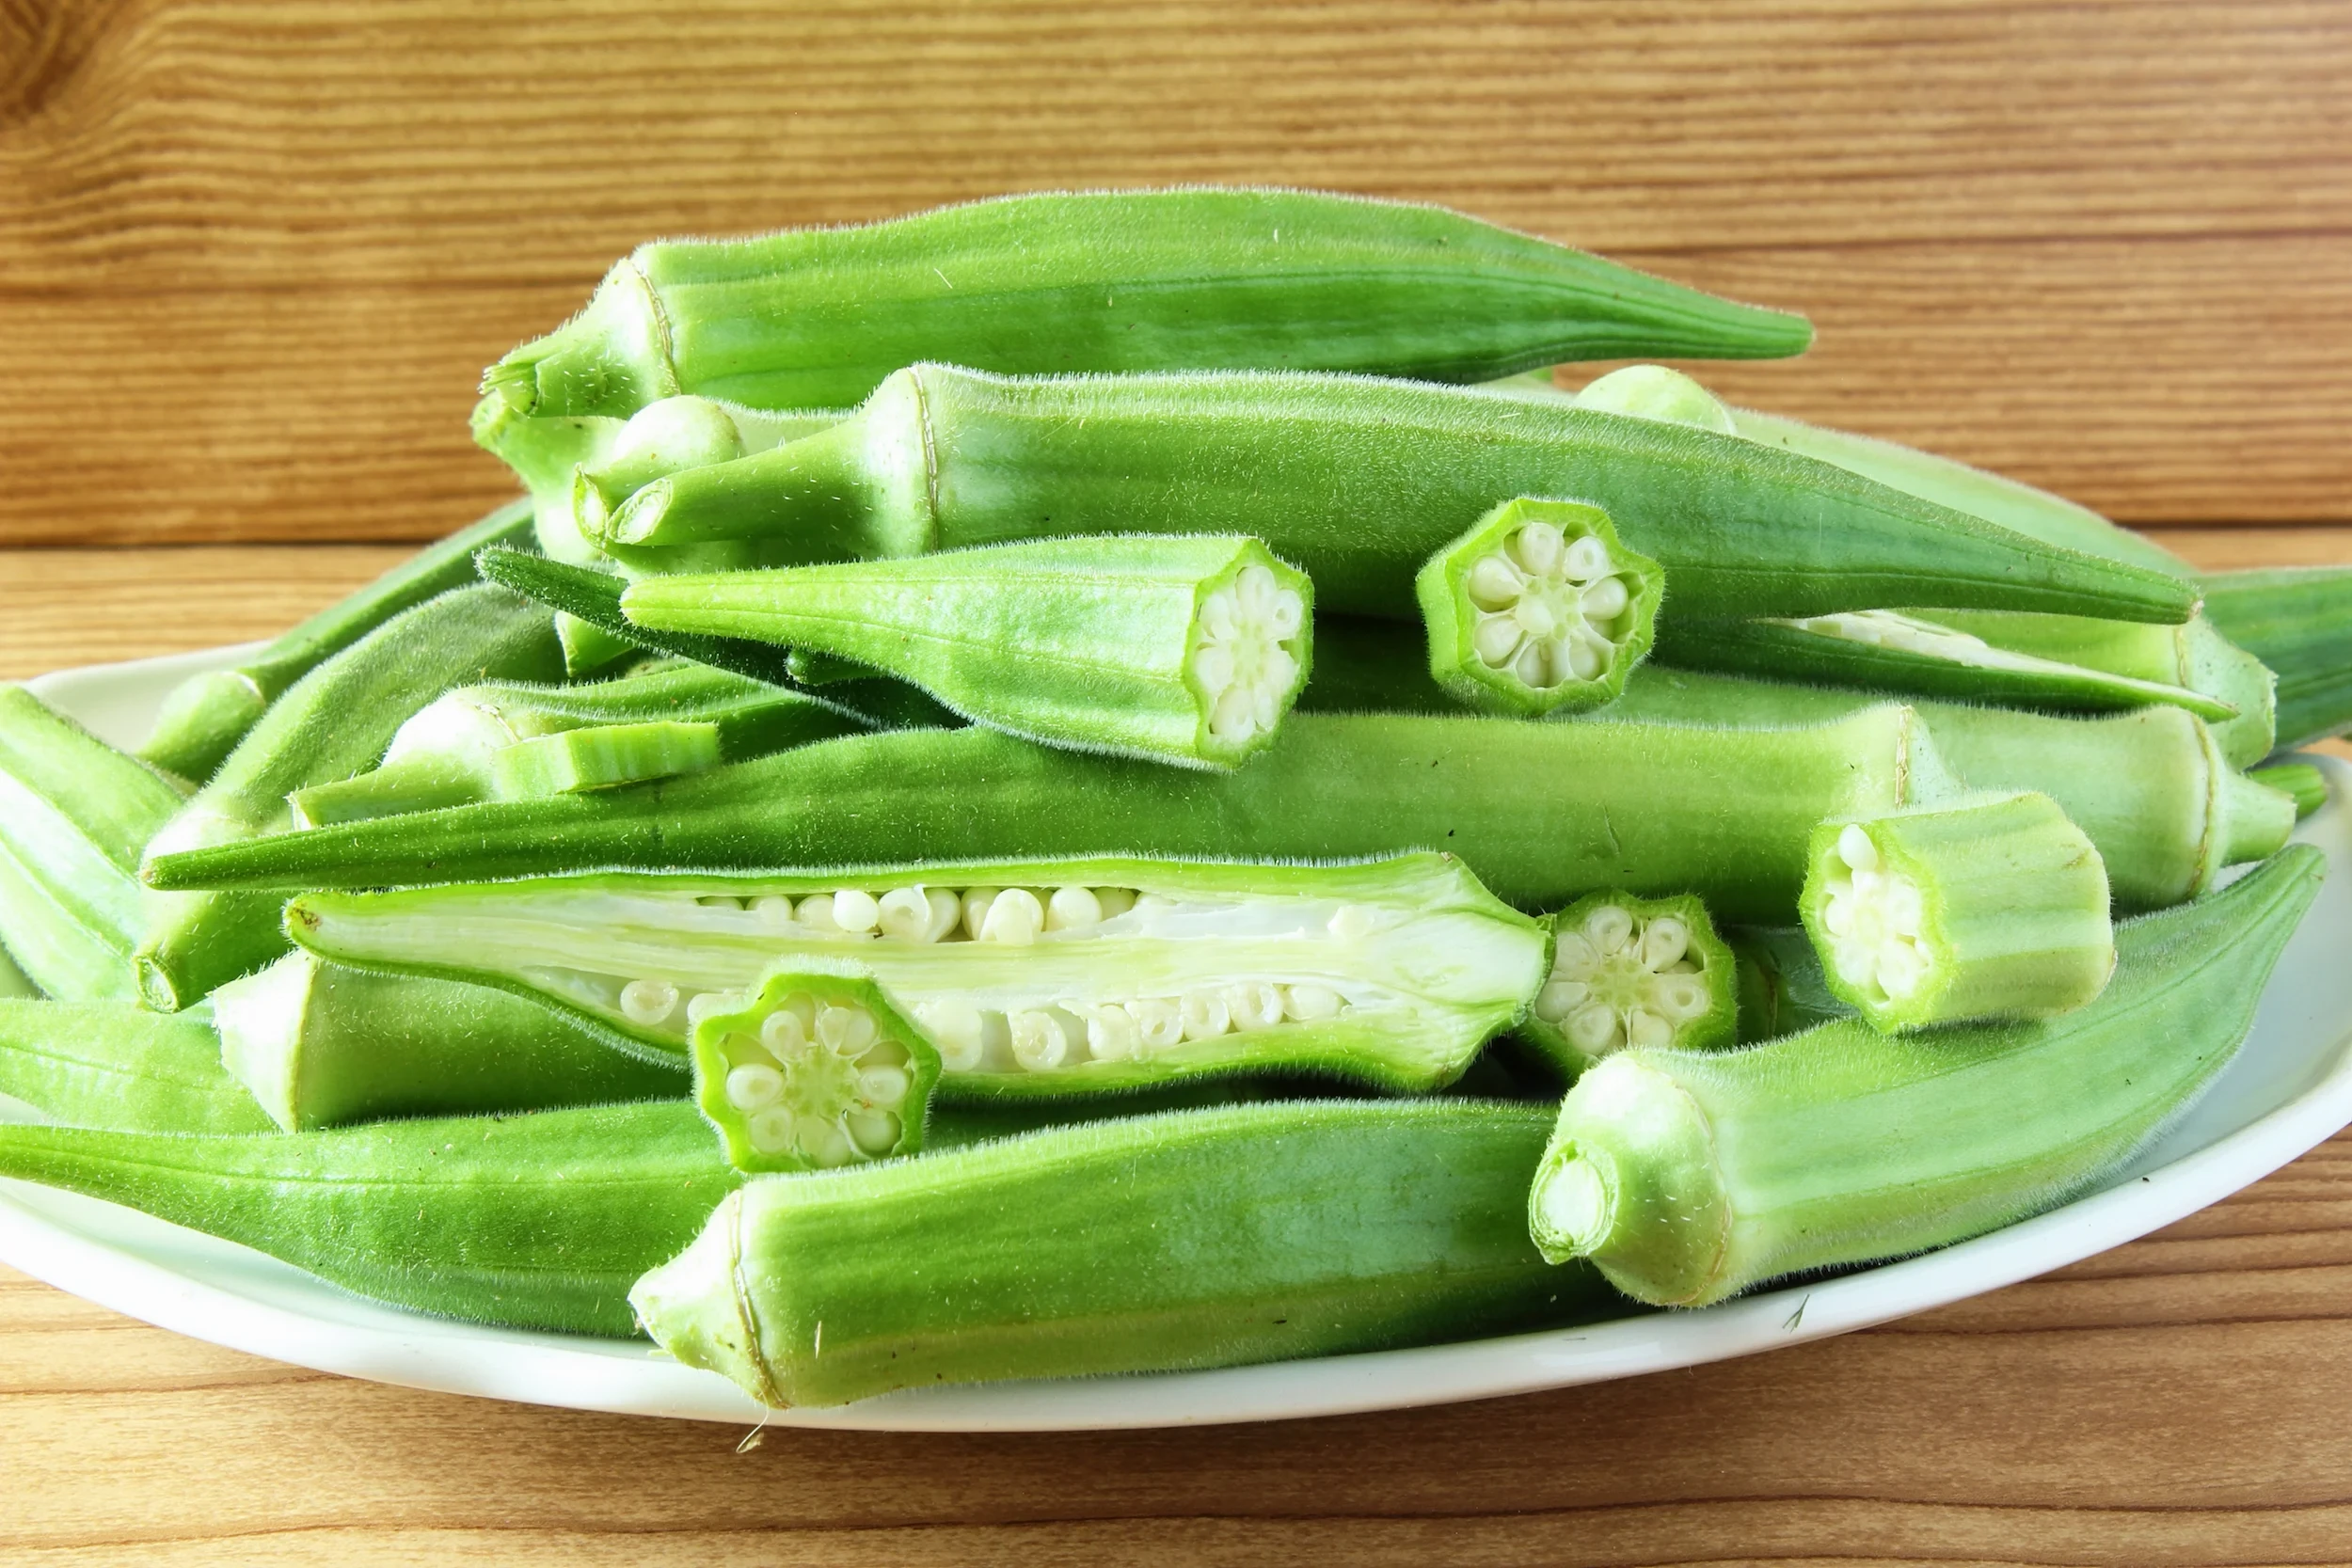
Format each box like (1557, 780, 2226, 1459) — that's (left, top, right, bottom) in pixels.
(1415, 498, 1661, 717)
(630, 1197, 781, 1403)
(1521, 892, 1738, 1076)
(691, 966, 939, 1173)
(1800, 794, 2115, 1034)
(1186, 547, 1314, 767)
(473, 259, 679, 451)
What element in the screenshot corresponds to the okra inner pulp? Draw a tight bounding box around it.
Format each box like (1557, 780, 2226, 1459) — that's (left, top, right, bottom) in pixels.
(1463, 520, 1637, 691)
(1815, 824, 1933, 1006)
(1534, 902, 1718, 1057)
(696, 978, 922, 1167)
(1191, 562, 1309, 747)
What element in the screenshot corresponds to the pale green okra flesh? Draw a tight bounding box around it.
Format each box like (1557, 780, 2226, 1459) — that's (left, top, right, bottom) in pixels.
(620, 535, 1314, 769)
(1415, 498, 1661, 717)
(1529, 846, 2323, 1307)
(1520, 891, 1738, 1076)
(282, 853, 1548, 1099)
(0, 1000, 276, 1134)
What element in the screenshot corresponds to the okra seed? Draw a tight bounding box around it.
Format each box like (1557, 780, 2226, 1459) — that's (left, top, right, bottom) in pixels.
(817, 1005, 878, 1055)
(1267, 589, 1306, 639)
(1567, 1004, 1622, 1053)
(685, 991, 735, 1027)
(747, 1107, 797, 1157)
(1837, 824, 1881, 874)
(1010, 1008, 1077, 1070)
(1541, 902, 1724, 1060)
(1510, 520, 1566, 576)
(1552, 934, 1600, 982)
(914, 1000, 987, 1072)
(1640, 918, 1690, 970)
(1127, 998, 1185, 1049)
(1472, 616, 1522, 666)
(1819, 844, 1937, 1005)
(1228, 982, 1286, 1031)
(1093, 886, 1137, 919)
(979, 887, 1044, 944)
(1084, 1005, 1142, 1062)
(1584, 905, 1634, 955)
(845, 1109, 901, 1157)
(1581, 576, 1629, 619)
(1180, 990, 1232, 1040)
(1534, 978, 1591, 1022)
(1200, 590, 1239, 641)
(1191, 644, 1237, 692)
(1563, 535, 1613, 583)
(619, 977, 680, 1026)
(1046, 885, 1103, 932)
(961, 887, 1000, 940)
(858, 1037, 911, 1071)
(1628, 1008, 1673, 1049)
(760, 1008, 807, 1056)
(754, 895, 797, 930)
(725, 1063, 786, 1112)
(797, 893, 837, 930)
(876, 886, 935, 940)
(830, 889, 881, 934)
(1467, 556, 1523, 610)
(1282, 983, 1343, 1021)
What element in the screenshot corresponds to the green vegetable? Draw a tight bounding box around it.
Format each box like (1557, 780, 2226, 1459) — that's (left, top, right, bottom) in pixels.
(0, 687, 188, 1002)
(1415, 498, 1661, 716)
(690, 964, 939, 1170)
(2251, 761, 2328, 820)
(621, 536, 1313, 769)
(593, 365, 2195, 626)
(630, 1097, 1611, 1407)
(1801, 793, 2114, 1032)
(278, 853, 1549, 1098)
(1724, 926, 1851, 1042)
(476, 188, 1813, 445)
(0, 945, 33, 1000)
(210, 952, 685, 1132)
(0, 1001, 276, 1134)
(0, 1102, 739, 1336)
(1528, 844, 2322, 1307)
(135, 499, 537, 782)
(148, 705, 1963, 925)
(2201, 565, 2352, 752)
(1520, 891, 1737, 1076)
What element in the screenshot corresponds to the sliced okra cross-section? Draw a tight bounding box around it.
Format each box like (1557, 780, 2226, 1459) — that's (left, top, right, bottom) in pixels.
(1520, 891, 1737, 1074)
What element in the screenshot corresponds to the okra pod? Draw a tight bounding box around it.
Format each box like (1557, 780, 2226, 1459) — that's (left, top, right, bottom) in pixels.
(136, 499, 537, 782)
(0, 944, 33, 1000)
(0, 688, 188, 1002)
(135, 586, 567, 1011)
(596, 365, 2196, 625)
(150, 705, 1963, 924)
(1801, 793, 2114, 1032)
(621, 536, 1314, 768)
(0, 1001, 276, 1134)
(1724, 927, 1851, 1043)
(2200, 565, 2352, 752)
(2251, 762, 2328, 820)
(278, 853, 1549, 1097)
(477, 188, 1812, 443)
(1415, 498, 1661, 716)
(0, 1103, 739, 1336)
(1520, 891, 1738, 1075)
(1530, 845, 2323, 1307)
(210, 952, 685, 1132)
(631, 1098, 1610, 1407)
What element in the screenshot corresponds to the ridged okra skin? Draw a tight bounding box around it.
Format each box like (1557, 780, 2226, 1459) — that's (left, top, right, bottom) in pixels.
(0, 1001, 276, 1134)
(1800, 794, 2115, 1032)
(2201, 565, 2352, 752)
(0, 1103, 739, 1337)
(151, 705, 1961, 925)
(630, 1098, 1610, 1408)
(136, 499, 537, 783)
(1520, 892, 1738, 1076)
(279, 853, 1549, 1098)
(1529, 846, 2323, 1307)
(599, 365, 2197, 626)
(135, 586, 568, 1011)
(691, 966, 939, 1170)
(621, 536, 1315, 769)
(2253, 762, 2329, 820)
(476, 187, 1813, 441)
(1415, 499, 1661, 717)
(211, 953, 685, 1132)
(0, 687, 189, 1002)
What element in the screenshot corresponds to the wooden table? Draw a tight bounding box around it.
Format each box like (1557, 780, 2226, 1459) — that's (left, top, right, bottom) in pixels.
(7, 2, 2352, 1560)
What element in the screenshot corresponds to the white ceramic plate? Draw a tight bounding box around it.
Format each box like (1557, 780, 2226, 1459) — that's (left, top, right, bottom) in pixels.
(4, 644, 2349, 1432)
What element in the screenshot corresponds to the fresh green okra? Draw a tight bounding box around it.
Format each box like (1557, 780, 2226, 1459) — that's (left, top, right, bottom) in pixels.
(1801, 793, 2114, 1032)
(1529, 845, 2322, 1307)
(621, 536, 1314, 769)
(0, 1001, 276, 1134)
(631, 1097, 1609, 1407)
(286, 660, 866, 827)
(0, 687, 188, 1002)
(592, 364, 2196, 626)
(478, 187, 1811, 442)
(691, 965, 939, 1170)
(211, 951, 685, 1132)
(1520, 892, 1737, 1076)
(278, 853, 1549, 1098)
(1415, 498, 1661, 716)
(151, 705, 1963, 925)
(0, 944, 33, 1000)
(2201, 565, 2352, 752)
(1724, 927, 1852, 1043)
(135, 586, 567, 1011)
(136, 499, 538, 783)
(2251, 762, 2328, 820)
(0, 1102, 739, 1336)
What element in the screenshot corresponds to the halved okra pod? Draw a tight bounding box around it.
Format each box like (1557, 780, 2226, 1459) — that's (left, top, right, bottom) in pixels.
(0, 1001, 276, 1134)
(591, 364, 2197, 626)
(1800, 793, 2115, 1032)
(277, 853, 1549, 1097)
(135, 499, 538, 783)
(1414, 499, 1661, 716)
(621, 537, 1314, 768)
(0, 687, 188, 1003)
(210, 952, 685, 1132)
(150, 706, 1963, 924)
(0, 1102, 739, 1336)
(476, 187, 1812, 447)
(2200, 565, 2352, 752)
(1520, 891, 1738, 1076)
(630, 1098, 1611, 1408)
(135, 585, 567, 1010)
(1528, 845, 2322, 1307)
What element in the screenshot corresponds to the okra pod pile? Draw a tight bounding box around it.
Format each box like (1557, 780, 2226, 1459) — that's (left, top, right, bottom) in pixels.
(2, 185, 2344, 1413)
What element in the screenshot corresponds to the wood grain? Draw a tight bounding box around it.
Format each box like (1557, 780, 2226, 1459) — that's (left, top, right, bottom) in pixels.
(4, 0, 2351, 543)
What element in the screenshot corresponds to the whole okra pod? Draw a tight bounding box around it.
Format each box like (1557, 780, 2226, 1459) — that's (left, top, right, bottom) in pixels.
(593, 365, 2196, 626)
(136, 499, 537, 783)
(135, 585, 567, 1010)
(0, 1001, 276, 1134)
(631, 1098, 1611, 1408)
(2200, 564, 2352, 752)
(148, 705, 1963, 924)
(1529, 845, 2322, 1307)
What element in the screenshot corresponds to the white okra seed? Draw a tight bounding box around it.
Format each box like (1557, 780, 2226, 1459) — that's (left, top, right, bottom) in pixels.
(1551, 933, 1599, 980)
(1467, 554, 1523, 609)
(803, 1116, 856, 1168)
(1191, 644, 1236, 692)
(752, 895, 797, 930)
(684, 991, 734, 1027)
(1127, 998, 1185, 1049)
(1046, 885, 1103, 932)
(1093, 886, 1137, 919)
(760, 1008, 807, 1057)
(1200, 589, 1239, 640)
(619, 978, 680, 1026)
(845, 1109, 901, 1157)
(1567, 1004, 1621, 1053)
(1180, 990, 1232, 1040)
(1837, 824, 1880, 873)
(961, 887, 1000, 940)
(1227, 982, 1285, 1031)
(1628, 1008, 1673, 1049)
(1009, 1009, 1077, 1070)
(979, 887, 1044, 944)
(817, 1006, 878, 1055)
(1583, 904, 1634, 955)
(1473, 614, 1522, 667)
(876, 886, 934, 940)
(1511, 521, 1565, 576)
(1210, 686, 1255, 740)
(1281, 983, 1343, 1021)
(796, 893, 837, 931)
(830, 889, 881, 934)
(747, 1107, 796, 1156)
(858, 1064, 912, 1106)
(1563, 534, 1613, 582)
(1268, 588, 1306, 638)
(1083, 1005, 1142, 1062)
(1640, 917, 1690, 970)
(1534, 978, 1590, 1022)
(724, 1063, 786, 1112)
(914, 1000, 986, 1072)
(1581, 576, 1629, 619)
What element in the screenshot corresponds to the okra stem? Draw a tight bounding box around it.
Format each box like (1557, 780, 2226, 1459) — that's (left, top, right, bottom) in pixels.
(0, 1001, 277, 1134)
